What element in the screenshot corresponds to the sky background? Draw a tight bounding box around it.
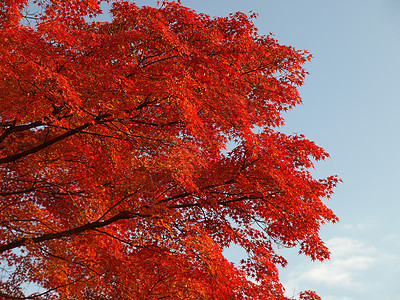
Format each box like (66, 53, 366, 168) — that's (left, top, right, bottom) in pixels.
(172, 1, 400, 299)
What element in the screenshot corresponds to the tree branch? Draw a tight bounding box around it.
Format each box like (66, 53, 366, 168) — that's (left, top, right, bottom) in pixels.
(0, 120, 45, 144)
(0, 210, 139, 253)
(0, 114, 111, 165)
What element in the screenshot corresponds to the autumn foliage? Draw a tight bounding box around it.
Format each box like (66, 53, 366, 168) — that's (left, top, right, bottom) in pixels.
(0, 1, 338, 299)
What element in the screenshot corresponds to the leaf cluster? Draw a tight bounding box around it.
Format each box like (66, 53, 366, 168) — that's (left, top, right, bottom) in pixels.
(0, 1, 338, 299)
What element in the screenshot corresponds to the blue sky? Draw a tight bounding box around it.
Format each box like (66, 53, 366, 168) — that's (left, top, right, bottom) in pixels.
(175, 1, 400, 299)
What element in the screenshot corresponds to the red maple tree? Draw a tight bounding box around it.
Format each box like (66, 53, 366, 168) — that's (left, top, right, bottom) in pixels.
(0, 1, 339, 299)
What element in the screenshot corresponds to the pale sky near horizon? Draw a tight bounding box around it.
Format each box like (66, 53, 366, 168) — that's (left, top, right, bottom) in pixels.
(176, 1, 400, 299)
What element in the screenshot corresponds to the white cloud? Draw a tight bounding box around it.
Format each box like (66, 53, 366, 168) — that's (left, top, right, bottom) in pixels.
(381, 233, 400, 246)
(323, 296, 354, 300)
(283, 236, 398, 294)
(326, 237, 375, 257)
(290, 255, 375, 288)
(279, 229, 400, 300)
(286, 237, 378, 288)
(341, 221, 376, 231)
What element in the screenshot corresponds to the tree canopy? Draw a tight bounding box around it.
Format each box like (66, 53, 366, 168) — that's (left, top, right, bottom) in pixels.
(0, 1, 338, 299)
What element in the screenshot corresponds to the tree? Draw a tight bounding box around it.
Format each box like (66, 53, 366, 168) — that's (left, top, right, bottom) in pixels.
(0, 1, 339, 299)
